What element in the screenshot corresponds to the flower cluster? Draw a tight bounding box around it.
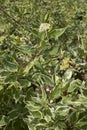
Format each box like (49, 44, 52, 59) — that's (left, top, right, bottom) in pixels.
(39, 23, 50, 32)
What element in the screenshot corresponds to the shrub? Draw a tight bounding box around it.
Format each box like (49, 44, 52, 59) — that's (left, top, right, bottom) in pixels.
(0, 0, 87, 130)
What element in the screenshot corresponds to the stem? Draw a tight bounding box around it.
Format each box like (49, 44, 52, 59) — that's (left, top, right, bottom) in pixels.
(66, 121, 74, 130)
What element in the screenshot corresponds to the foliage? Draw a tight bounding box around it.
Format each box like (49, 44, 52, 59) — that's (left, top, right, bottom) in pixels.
(0, 0, 87, 130)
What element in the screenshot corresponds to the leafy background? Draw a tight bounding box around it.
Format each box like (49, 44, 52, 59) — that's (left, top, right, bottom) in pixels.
(0, 0, 87, 130)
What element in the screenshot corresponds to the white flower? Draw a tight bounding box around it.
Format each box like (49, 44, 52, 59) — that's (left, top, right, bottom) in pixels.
(39, 23, 50, 32)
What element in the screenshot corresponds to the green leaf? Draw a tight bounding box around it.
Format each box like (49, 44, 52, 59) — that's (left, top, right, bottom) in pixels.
(3, 60, 18, 72)
(26, 101, 41, 111)
(68, 80, 81, 92)
(40, 40, 47, 49)
(31, 28, 39, 38)
(49, 27, 67, 40)
(44, 115, 51, 122)
(31, 111, 42, 118)
(18, 79, 31, 88)
(61, 81, 70, 92)
(18, 45, 34, 55)
(69, 111, 78, 124)
(63, 69, 73, 80)
(5, 74, 17, 83)
(41, 88, 48, 104)
(36, 122, 47, 129)
(12, 119, 22, 130)
(0, 116, 7, 128)
(24, 57, 38, 75)
(0, 85, 3, 91)
(41, 74, 54, 86)
(50, 85, 61, 100)
(33, 73, 54, 86)
(8, 110, 19, 121)
(76, 121, 87, 128)
(23, 117, 36, 130)
(49, 45, 60, 55)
